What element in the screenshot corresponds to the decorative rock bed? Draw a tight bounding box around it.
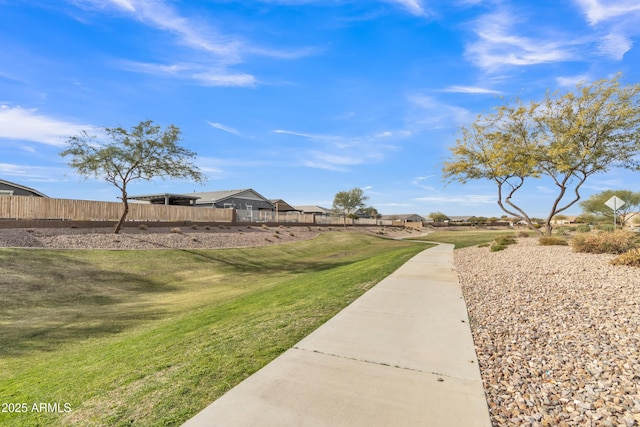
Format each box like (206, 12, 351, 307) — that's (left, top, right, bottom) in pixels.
(455, 237, 640, 427)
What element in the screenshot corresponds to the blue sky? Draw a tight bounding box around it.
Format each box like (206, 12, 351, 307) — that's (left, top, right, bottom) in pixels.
(2, 0, 640, 217)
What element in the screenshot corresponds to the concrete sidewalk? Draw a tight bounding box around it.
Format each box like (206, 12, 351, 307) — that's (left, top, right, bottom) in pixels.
(182, 243, 491, 427)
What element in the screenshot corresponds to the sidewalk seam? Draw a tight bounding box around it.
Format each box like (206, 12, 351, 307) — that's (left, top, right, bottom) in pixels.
(291, 346, 457, 380)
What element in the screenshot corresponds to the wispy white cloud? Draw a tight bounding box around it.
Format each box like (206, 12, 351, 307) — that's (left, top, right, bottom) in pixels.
(304, 152, 365, 171)
(573, 1, 640, 59)
(256, 0, 430, 16)
(377, 202, 412, 207)
(574, 0, 640, 25)
(408, 95, 473, 127)
(0, 105, 91, 147)
(274, 128, 408, 146)
(382, 0, 429, 16)
(0, 162, 66, 181)
(536, 185, 556, 194)
(107, 0, 136, 12)
(441, 85, 503, 95)
(583, 178, 626, 191)
(274, 128, 405, 171)
(92, 0, 241, 57)
(118, 60, 257, 87)
(596, 33, 632, 60)
(465, 11, 576, 71)
(412, 175, 436, 191)
(273, 129, 332, 140)
(72, 0, 315, 86)
(556, 74, 590, 87)
(414, 194, 496, 204)
(192, 72, 257, 87)
(207, 121, 242, 136)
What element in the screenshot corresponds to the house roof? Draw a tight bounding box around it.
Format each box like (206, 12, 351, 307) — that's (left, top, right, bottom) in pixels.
(0, 179, 49, 197)
(447, 215, 473, 221)
(270, 199, 300, 212)
(191, 188, 275, 207)
(294, 205, 332, 214)
(380, 214, 425, 221)
(127, 193, 200, 203)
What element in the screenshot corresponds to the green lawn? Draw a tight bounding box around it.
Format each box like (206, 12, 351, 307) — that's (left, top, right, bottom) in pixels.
(0, 232, 430, 427)
(408, 228, 529, 249)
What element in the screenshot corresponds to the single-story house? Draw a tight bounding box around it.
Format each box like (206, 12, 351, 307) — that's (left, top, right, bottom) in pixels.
(294, 205, 332, 216)
(192, 188, 275, 210)
(270, 199, 301, 213)
(380, 214, 425, 223)
(447, 215, 473, 223)
(0, 179, 48, 197)
(127, 193, 200, 206)
(550, 216, 579, 225)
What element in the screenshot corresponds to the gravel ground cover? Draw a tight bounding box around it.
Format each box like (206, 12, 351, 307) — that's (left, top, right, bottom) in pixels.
(0, 226, 327, 249)
(0, 225, 419, 249)
(455, 237, 640, 427)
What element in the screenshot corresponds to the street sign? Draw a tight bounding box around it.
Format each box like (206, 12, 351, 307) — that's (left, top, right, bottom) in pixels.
(605, 196, 625, 230)
(605, 196, 625, 210)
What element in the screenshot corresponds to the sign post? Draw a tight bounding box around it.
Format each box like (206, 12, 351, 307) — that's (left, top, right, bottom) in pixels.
(605, 196, 626, 230)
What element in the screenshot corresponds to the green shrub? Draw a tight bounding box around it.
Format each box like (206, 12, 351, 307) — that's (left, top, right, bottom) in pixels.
(571, 231, 638, 254)
(494, 234, 516, 245)
(489, 234, 517, 252)
(490, 243, 507, 252)
(477, 243, 490, 248)
(596, 224, 615, 232)
(611, 248, 640, 267)
(555, 226, 577, 236)
(576, 224, 591, 233)
(538, 236, 568, 246)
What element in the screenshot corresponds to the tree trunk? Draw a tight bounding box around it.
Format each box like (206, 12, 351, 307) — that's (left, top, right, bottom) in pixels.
(114, 197, 129, 234)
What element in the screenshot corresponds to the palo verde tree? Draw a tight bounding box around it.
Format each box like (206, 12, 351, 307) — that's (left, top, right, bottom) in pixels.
(443, 74, 640, 236)
(361, 206, 381, 218)
(428, 211, 449, 222)
(333, 187, 368, 226)
(61, 120, 205, 234)
(579, 190, 640, 226)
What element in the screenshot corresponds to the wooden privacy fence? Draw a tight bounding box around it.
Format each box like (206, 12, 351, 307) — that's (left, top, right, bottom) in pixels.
(0, 196, 234, 223)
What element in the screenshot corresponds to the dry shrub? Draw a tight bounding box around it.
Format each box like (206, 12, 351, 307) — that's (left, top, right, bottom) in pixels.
(170, 227, 182, 234)
(138, 224, 148, 230)
(517, 231, 529, 238)
(610, 248, 640, 267)
(571, 231, 638, 254)
(538, 236, 568, 246)
(494, 234, 516, 245)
